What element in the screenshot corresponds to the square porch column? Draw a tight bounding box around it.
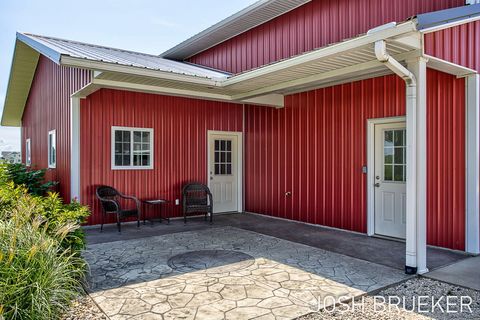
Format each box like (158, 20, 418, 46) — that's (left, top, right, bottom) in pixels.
(70, 96, 81, 202)
(466, 74, 480, 254)
(405, 57, 428, 274)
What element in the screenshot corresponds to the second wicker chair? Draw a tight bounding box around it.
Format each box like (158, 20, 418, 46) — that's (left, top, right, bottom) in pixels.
(182, 183, 213, 224)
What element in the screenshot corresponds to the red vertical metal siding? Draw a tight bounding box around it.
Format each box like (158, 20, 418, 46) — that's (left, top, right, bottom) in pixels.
(80, 89, 243, 225)
(427, 70, 466, 251)
(21, 56, 91, 202)
(425, 21, 480, 71)
(188, 0, 464, 73)
(425, 21, 480, 250)
(245, 75, 407, 233)
(244, 70, 466, 250)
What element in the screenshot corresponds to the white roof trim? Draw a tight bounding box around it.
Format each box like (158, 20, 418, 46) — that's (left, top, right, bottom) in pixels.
(220, 21, 418, 88)
(425, 54, 478, 77)
(5, 19, 477, 127)
(160, 0, 311, 60)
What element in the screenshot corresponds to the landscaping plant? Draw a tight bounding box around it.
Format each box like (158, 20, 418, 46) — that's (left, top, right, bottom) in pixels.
(0, 162, 57, 196)
(0, 216, 85, 319)
(0, 163, 90, 319)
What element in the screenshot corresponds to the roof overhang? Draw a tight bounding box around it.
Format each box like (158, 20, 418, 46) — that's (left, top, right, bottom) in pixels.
(3, 17, 479, 127)
(72, 21, 422, 105)
(160, 0, 311, 60)
(417, 3, 480, 33)
(1, 40, 40, 126)
(72, 20, 478, 104)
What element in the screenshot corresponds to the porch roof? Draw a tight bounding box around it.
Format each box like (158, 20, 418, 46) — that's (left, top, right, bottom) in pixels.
(73, 20, 476, 103)
(1, 19, 477, 126)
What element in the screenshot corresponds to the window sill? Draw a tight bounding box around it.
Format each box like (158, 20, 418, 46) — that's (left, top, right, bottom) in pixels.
(111, 166, 154, 170)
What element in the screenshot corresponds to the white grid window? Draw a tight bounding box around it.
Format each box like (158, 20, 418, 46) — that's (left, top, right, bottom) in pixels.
(383, 129, 406, 182)
(111, 126, 153, 170)
(48, 130, 56, 168)
(25, 138, 31, 166)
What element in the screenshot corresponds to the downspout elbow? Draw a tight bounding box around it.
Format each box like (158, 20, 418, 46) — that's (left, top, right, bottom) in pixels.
(374, 40, 416, 87)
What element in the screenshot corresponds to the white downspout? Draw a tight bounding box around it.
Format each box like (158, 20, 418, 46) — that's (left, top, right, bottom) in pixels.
(374, 40, 417, 86)
(374, 39, 425, 275)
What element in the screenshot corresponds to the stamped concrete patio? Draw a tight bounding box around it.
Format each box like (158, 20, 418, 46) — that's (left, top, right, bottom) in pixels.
(83, 213, 468, 319)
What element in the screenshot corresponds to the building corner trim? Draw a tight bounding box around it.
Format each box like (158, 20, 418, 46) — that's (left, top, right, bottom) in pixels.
(466, 74, 480, 254)
(70, 96, 81, 202)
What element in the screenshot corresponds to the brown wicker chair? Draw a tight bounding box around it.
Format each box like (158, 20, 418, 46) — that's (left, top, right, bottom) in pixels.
(182, 183, 213, 224)
(95, 186, 141, 232)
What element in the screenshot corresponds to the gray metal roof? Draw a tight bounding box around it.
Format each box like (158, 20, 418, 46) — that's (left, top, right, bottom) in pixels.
(18, 33, 230, 80)
(160, 0, 311, 60)
(417, 3, 480, 30)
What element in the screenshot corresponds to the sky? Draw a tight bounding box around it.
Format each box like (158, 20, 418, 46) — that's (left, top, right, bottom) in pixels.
(0, 0, 258, 153)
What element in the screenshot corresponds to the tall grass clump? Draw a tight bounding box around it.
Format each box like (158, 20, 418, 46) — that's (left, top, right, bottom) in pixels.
(0, 218, 85, 319)
(0, 163, 90, 319)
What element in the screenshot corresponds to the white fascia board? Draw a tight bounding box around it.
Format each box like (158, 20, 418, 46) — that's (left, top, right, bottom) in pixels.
(92, 78, 233, 102)
(231, 50, 418, 100)
(222, 21, 418, 87)
(1, 40, 40, 127)
(82, 79, 285, 108)
(425, 55, 478, 77)
(17, 32, 62, 64)
(71, 82, 101, 98)
(241, 94, 284, 108)
(60, 56, 223, 86)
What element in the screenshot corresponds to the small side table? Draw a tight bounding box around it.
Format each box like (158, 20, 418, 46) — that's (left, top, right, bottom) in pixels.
(142, 199, 170, 224)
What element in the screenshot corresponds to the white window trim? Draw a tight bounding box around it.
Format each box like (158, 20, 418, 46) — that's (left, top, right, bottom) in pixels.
(25, 138, 31, 167)
(111, 126, 154, 170)
(48, 130, 56, 169)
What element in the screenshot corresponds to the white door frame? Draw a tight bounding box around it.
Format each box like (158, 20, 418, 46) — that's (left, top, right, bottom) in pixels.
(367, 116, 406, 236)
(207, 130, 243, 213)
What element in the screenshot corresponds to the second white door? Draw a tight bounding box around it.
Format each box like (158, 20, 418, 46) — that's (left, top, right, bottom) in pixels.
(374, 122, 407, 239)
(208, 132, 239, 213)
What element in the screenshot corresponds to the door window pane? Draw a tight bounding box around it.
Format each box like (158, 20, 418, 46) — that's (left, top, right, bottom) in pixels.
(214, 139, 233, 176)
(384, 165, 393, 181)
(383, 129, 406, 182)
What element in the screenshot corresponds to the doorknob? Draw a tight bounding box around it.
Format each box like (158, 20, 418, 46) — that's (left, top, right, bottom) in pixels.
(374, 183, 381, 188)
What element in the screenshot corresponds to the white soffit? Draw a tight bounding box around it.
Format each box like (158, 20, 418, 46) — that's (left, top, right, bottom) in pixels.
(1, 40, 39, 126)
(425, 55, 477, 77)
(160, 0, 311, 60)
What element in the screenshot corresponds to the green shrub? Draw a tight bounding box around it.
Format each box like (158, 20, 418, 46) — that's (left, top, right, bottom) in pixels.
(0, 162, 57, 196)
(0, 183, 90, 253)
(36, 192, 90, 253)
(0, 217, 85, 319)
(0, 163, 91, 319)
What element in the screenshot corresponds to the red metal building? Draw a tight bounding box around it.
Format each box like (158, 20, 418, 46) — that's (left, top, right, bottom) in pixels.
(2, 0, 480, 274)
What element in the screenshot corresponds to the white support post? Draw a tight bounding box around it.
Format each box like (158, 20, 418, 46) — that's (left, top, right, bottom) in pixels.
(405, 57, 428, 274)
(70, 97, 81, 202)
(466, 74, 480, 254)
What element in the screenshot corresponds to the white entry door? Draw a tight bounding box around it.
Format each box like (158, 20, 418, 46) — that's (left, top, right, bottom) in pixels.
(374, 122, 407, 239)
(208, 132, 239, 213)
